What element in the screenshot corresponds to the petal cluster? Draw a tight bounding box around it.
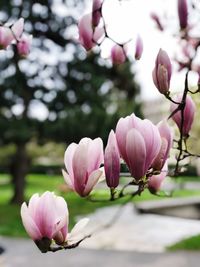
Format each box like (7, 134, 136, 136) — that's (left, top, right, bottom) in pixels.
(152, 49, 172, 95)
(115, 113, 161, 180)
(78, 13, 104, 51)
(63, 137, 104, 196)
(21, 192, 68, 252)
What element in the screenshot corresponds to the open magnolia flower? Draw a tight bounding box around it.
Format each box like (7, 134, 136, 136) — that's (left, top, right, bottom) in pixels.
(62, 137, 104, 197)
(21, 192, 89, 253)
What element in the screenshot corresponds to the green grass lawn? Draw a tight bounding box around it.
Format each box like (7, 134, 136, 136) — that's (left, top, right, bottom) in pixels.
(0, 174, 200, 239)
(167, 235, 200, 251)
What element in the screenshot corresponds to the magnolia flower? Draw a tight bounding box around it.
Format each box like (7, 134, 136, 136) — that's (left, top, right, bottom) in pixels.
(111, 44, 126, 64)
(178, 0, 188, 30)
(17, 34, 32, 57)
(21, 192, 89, 253)
(152, 49, 172, 95)
(171, 94, 195, 137)
(135, 35, 143, 60)
(116, 113, 161, 180)
(0, 18, 24, 49)
(78, 13, 104, 51)
(104, 130, 120, 188)
(152, 120, 173, 171)
(148, 163, 168, 193)
(63, 137, 104, 197)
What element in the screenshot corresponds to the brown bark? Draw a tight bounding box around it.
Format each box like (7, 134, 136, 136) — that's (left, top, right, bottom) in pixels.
(10, 143, 30, 204)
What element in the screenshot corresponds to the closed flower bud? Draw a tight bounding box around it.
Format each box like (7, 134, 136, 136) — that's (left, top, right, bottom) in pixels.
(148, 163, 168, 193)
(152, 121, 173, 171)
(171, 94, 195, 137)
(135, 35, 143, 60)
(111, 44, 126, 65)
(17, 34, 32, 57)
(150, 13, 164, 31)
(92, 0, 103, 27)
(178, 0, 188, 30)
(152, 49, 172, 95)
(104, 130, 120, 188)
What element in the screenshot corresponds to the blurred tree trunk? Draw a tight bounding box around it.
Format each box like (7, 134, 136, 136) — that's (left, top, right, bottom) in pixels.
(10, 143, 30, 204)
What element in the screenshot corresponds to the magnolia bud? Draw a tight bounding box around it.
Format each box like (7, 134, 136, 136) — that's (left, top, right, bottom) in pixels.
(152, 49, 172, 95)
(92, 0, 103, 27)
(104, 130, 120, 188)
(111, 45, 126, 65)
(171, 94, 195, 137)
(17, 34, 32, 57)
(135, 35, 143, 60)
(178, 0, 188, 30)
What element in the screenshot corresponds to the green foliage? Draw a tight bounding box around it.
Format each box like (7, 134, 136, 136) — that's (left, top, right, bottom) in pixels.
(167, 235, 200, 251)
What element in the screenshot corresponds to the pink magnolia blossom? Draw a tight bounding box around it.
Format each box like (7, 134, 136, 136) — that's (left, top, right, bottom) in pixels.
(171, 94, 195, 137)
(135, 35, 143, 60)
(178, 0, 188, 30)
(152, 49, 172, 95)
(17, 34, 32, 57)
(63, 137, 104, 197)
(78, 13, 104, 51)
(148, 163, 168, 193)
(111, 44, 126, 65)
(152, 121, 173, 171)
(0, 18, 24, 50)
(115, 113, 161, 180)
(21, 192, 68, 252)
(21, 192, 89, 253)
(104, 130, 120, 188)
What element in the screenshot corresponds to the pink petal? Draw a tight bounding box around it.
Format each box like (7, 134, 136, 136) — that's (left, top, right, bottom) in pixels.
(21, 202, 42, 240)
(64, 143, 77, 182)
(87, 137, 104, 173)
(126, 129, 147, 180)
(72, 143, 88, 196)
(12, 18, 24, 39)
(83, 169, 103, 196)
(35, 192, 57, 238)
(62, 169, 74, 189)
(137, 119, 161, 170)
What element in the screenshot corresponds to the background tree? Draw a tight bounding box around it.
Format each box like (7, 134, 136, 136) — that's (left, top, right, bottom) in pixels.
(0, 0, 141, 204)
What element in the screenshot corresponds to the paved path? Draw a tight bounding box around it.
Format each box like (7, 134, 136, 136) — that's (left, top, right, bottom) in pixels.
(80, 204, 200, 252)
(0, 237, 200, 267)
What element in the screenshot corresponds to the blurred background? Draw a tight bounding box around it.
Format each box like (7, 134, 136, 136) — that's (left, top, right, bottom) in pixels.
(0, 0, 200, 266)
